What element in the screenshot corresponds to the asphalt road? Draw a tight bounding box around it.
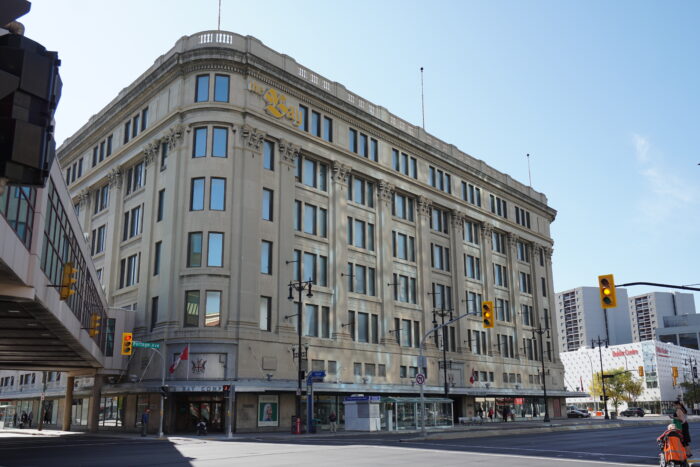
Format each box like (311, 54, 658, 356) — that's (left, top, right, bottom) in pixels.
(0, 423, 695, 466)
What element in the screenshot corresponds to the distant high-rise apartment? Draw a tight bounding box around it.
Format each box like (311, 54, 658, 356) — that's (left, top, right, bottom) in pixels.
(556, 287, 631, 352)
(629, 292, 696, 342)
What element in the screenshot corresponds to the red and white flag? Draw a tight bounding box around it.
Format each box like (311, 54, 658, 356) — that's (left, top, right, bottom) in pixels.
(469, 369, 476, 384)
(169, 344, 189, 374)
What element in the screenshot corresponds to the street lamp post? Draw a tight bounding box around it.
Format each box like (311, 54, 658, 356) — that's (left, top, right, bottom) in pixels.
(287, 279, 313, 433)
(532, 325, 551, 423)
(685, 357, 698, 414)
(592, 336, 610, 420)
(432, 307, 454, 396)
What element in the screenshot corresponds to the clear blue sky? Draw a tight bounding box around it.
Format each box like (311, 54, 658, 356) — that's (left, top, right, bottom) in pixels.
(23, 0, 700, 310)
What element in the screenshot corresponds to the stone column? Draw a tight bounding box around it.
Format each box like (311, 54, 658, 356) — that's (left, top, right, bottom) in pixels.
(330, 161, 352, 341)
(506, 233, 521, 357)
(376, 181, 396, 345)
(449, 211, 466, 345)
(61, 376, 75, 431)
(416, 196, 436, 351)
(103, 167, 124, 298)
(87, 374, 103, 433)
(234, 124, 267, 333)
(276, 138, 301, 336)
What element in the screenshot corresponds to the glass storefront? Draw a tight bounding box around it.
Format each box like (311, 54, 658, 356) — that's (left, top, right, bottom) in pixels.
(381, 397, 453, 431)
(99, 396, 125, 427)
(174, 394, 223, 432)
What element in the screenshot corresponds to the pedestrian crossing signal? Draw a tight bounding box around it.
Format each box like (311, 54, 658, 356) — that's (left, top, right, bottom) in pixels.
(482, 301, 494, 328)
(121, 332, 133, 355)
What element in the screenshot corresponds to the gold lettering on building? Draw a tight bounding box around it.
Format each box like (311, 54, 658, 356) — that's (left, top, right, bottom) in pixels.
(248, 81, 302, 127)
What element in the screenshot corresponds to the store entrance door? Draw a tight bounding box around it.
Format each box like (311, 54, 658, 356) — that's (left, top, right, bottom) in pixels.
(175, 395, 223, 433)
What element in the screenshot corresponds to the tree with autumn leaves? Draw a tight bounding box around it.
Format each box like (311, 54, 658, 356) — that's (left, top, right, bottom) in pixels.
(589, 367, 644, 412)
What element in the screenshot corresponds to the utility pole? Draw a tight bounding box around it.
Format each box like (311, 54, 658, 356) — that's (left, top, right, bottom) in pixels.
(592, 336, 610, 420)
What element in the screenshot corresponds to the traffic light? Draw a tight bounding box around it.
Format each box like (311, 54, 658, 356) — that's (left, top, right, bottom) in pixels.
(59, 262, 78, 300)
(597, 274, 617, 309)
(638, 366, 644, 377)
(121, 332, 133, 355)
(672, 366, 679, 378)
(482, 301, 494, 328)
(160, 385, 169, 398)
(223, 384, 231, 396)
(89, 313, 101, 337)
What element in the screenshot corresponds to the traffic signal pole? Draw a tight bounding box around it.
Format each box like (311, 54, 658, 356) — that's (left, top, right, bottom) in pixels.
(419, 311, 471, 437)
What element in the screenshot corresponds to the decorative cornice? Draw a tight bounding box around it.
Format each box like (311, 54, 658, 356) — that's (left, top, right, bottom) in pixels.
(481, 223, 494, 238)
(107, 167, 122, 189)
(451, 211, 465, 233)
(163, 124, 184, 149)
(278, 139, 300, 165)
(143, 141, 159, 166)
(241, 124, 266, 152)
(378, 181, 394, 205)
(418, 196, 432, 217)
(331, 161, 351, 184)
(78, 190, 91, 207)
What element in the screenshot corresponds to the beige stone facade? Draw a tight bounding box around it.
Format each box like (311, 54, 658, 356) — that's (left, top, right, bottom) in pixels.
(55, 31, 568, 432)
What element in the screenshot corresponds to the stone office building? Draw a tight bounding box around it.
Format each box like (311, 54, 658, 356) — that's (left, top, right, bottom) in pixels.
(52, 30, 567, 433)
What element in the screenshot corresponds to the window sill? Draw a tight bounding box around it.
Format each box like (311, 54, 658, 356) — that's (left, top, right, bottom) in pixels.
(124, 186, 146, 202)
(121, 234, 143, 248)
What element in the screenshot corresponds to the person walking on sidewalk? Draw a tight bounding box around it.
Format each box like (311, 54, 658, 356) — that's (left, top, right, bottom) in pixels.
(673, 400, 692, 457)
(488, 408, 494, 422)
(502, 406, 510, 423)
(141, 408, 151, 437)
(328, 411, 337, 433)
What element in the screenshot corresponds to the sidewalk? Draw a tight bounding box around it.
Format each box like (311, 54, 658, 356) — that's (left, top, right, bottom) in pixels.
(0, 416, 684, 442)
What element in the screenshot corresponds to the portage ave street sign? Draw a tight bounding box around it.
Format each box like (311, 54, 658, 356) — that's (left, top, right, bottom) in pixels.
(133, 342, 160, 349)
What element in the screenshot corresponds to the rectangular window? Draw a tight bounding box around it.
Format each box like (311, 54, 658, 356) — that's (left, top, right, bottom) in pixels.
(348, 128, 357, 153)
(191, 178, 205, 211)
(519, 272, 532, 294)
(123, 121, 130, 144)
(187, 232, 203, 267)
(541, 277, 547, 297)
(260, 240, 272, 274)
(153, 241, 161, 276)
(141, 108, 148, 131)
(205, 290, 221, 326)
(347, 311, 356, 341)
(322, 306, 330, 338)
(461, 181, 482, 207)
(193, 127, 207, 157)
(212, 127, 228, 157)
(431, 243, 450, 271)
(359, 133, 368, 158)
(492, 231, 505, 254)
(214, 74, 230, 102)
(517, 241, 530, 262)
(392, 193, 415, 221)
(150, 298, 158, 331)
(358, 312, 369, 343)
(91, 225, 106, 255)
(496, 298, 511, 322)
(195, 75, 210, 102)
(118, 253, 140, 288)
(347, 175, 374, 208)
(323, 116, 333, 142)
(132, 115, 139, 138)
(490, 194, 508, 219)
(431, 207, 449, 234)
(262, 188, 273, 221)
(157, 189, 165, 221)
(392, 231, 416, 262)
(184, 291, 200, 327)
(304, 204, 317, 235)
(210, 178, 225, 211)
(493, 264, 508, 288)
(465, 254, 481, 280)
(515, 206, 531, 228)
(298, 105, 308, 131)
(298, 156, 328, 191)
(521, 304, 532, 327)
(263, 140, 274, 170)
(95, 185, 109, 214)
(207, 232, 224, 267)
(311, 111, 321, 137)
(259, 296, 271, 331)
(106, 135, 113, 157)
(370, 138, 378, 162)
(429, 166, 451, 193)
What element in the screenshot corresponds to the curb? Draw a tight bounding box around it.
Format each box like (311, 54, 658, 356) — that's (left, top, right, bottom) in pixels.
(401, 419, 672, 441)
